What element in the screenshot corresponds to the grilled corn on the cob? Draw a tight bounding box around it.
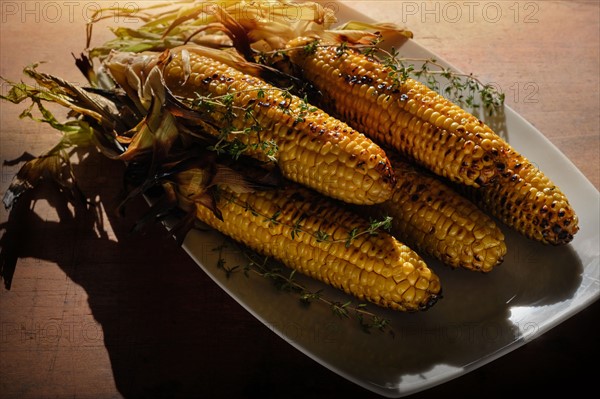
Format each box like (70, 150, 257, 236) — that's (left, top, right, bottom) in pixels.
(105, 47, 396, 205)
(284, 39, 579, 245)
(169, 162, 441, 311)
(367, 157, 506, 272)
(285, 38, 506, 188)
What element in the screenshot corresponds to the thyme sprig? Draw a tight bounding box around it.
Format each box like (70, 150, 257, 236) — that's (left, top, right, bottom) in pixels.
(376, 48, 505, 113)
(184, 85, 319, 162)
(213, 242, 395, 335)
(219, 191, 392, 247)
(187, 90, 276, 161)
(273, 41, 505, 115)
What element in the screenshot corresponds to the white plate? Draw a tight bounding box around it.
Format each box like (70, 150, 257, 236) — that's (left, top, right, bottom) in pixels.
(175, 4, 600, 398)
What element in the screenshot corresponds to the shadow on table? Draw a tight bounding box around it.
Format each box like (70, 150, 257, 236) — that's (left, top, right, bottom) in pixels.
(0, 150, 386, 398)
(0, 149, 585, 398)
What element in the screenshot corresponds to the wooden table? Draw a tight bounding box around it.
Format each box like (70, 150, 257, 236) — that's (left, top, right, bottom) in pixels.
(1, 1, 598, 398)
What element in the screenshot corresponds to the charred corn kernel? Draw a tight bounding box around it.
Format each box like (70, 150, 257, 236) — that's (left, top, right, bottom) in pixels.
(175, 180, 441, 312)
(108, 47, 396, 205)
(285, 38, 508, 188)
(366, 157, 506, 272)
(462, 150, 579, 245)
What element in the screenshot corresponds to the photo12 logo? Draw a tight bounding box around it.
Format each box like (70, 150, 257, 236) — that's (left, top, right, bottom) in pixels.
(1, 321, 104, 344)
(1, 1, 140, 24)
(399, 1, 540, 24)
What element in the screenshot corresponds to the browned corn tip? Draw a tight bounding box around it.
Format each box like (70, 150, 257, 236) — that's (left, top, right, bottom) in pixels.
(285, 37, 507, 188)
(180, 180, 441, 312)
(371, 157, 506, 272)
(467, 149, 579, 245)
(159, 48, 395, 205)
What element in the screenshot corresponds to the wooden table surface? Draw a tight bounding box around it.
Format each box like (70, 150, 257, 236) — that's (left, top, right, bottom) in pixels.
(1, 1, 598, 398)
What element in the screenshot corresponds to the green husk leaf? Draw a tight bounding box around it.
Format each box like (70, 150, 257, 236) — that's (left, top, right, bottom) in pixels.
(1, 97, 93, 209)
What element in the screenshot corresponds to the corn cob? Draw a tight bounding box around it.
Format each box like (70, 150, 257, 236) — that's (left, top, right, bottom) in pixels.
(284, 38, 508, 188)
(462, 149, 578, 245)
(105, 47, 396, 205)
(169, 165, 441, 312)
(366, 157, 506, 272)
